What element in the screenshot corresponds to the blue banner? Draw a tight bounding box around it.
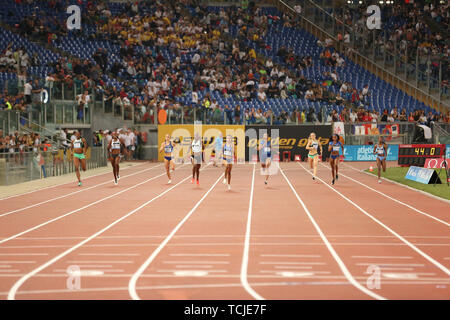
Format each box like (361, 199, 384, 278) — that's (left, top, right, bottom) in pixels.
(343, 145, 399, 161)
(446, 145, 450, 159)
(405, 166, 435, 184)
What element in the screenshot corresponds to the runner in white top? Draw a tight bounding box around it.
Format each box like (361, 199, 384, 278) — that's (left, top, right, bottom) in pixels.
(186, 132, 204, 186)
(107, 132, 125, 185)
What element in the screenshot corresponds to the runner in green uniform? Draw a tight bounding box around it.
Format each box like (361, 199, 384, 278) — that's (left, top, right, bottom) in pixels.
(71, 130, 88, 186)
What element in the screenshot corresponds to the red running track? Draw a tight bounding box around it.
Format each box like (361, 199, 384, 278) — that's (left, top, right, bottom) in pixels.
(0, 161, 448, 300)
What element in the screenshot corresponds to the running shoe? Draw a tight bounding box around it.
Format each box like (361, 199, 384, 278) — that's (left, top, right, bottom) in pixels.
(78, 182, 82, 187)
(264, 180, 267, 185)
(378, 179, 381, 183)
(312, 176, 315, 180)
(191, 178, 195, 184)
(117, 174, 120, 180)
(168, 179, 172, 184)
(114, 178, 118, 185)
(332, 179, 335, 185)
(228, 184, 231, 190)
(196, 180, 199, 185)
(223, 178, 227, 184)
(335, 174, 338, 180)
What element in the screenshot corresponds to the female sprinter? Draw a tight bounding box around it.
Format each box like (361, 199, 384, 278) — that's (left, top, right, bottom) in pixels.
(187, 132, 204, 185)
(373, 136, 388, 183)
(222, 134, 235, 190)
(306, 132, 322, 180)
(258, 132, 271, 185)
(108, 132, 125, 185)
(328, 134, 344, 185)
(159, 134, 176, 184)
(71, 130, 88, 186)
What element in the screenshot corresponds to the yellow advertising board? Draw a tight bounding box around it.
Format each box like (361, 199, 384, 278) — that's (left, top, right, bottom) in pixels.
(157, 125, 246, 162)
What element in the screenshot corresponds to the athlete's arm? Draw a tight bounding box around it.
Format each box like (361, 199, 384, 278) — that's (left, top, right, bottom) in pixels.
(328, 142, 332, 152)
(159, 142, 164, 153)
(306, 139, 312, 150)
(373, 145, 377, 154)
(82, 138, 88, 155)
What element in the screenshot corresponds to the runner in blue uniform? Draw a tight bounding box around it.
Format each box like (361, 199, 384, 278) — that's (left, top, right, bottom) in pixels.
(159, 134, 177, 184)
(214, 133, 223, 167)
(222, 135, 235, 190)
(328, 134, 344, 185)
(258, 133, 272, 185)
(373, 136, 388, 183)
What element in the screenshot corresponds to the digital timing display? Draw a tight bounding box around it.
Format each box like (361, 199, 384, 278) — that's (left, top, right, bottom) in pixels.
(398, 144, 445, 167)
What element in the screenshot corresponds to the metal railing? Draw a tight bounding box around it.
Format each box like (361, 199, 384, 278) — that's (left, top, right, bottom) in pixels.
(0, 146, 107, 186)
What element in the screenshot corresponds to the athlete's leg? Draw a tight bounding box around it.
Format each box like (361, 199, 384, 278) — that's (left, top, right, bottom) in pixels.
(376, 158, 382, 180)
(335, 157, 339, 179)
(227, 164, 232, 184)
(80, 158, 87, 172)
(313, 156, 318, 177)
(165, 159, 171, 180)
(110, 158, 116, 179)
(74, 157, 81, 183)
(265, 159, 271, 182)
(330, 158, 335, 180)
(382, 158, 387, 172)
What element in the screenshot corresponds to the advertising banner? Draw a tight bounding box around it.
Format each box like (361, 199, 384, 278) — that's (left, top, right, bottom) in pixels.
(245, 125, 331, 161)
(157, 125, 246, 162)
(343, 145, 399, 161)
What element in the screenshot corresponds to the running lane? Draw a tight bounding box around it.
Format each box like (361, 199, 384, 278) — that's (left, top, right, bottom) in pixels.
(291, 162, 450, 299)
(4, 164, 223, 299)
(0, 164, 195, 299)
(245, 163, 378, 300)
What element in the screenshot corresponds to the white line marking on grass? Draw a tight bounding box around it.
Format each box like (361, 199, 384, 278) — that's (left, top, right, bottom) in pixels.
(0, 165, 187, 246)
(298, 162, 450, 278)
(0, 164, 163, 218)
(324, 163, 450, 226)
(6, 166, 199, 300)
(128, 170, 224, 300)
(343, 163, 450, 204)
(240, 164, 265, 301)
(280, 167, 386, 300)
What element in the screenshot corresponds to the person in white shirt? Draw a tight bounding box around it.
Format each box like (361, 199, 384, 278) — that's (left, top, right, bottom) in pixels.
(257, 89, 267, 102)
(350, 110, 357, 123)
(191, 91, 198, 106)
(24, 80, 33, 104)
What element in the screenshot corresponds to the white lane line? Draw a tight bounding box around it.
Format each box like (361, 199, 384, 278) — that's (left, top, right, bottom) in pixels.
(175, 265, 214, 269)
(261, 254, 321, 258)
(444, 257, 450, 260)
(6, 234, 450, 240)
(0, 265, 11, 268)
(0, 253, 48, 256)
(53, 269, 125, 273)
(3, 242, 450, 250)
(128, 170, 224, 300)
(343, 163, 450, 204)
(376, 267, 414, 271)
(163, 261, 229, 265)
(0, 261, 36, 264)
(58, 265, 114, 268)
(280, 167, 386, 300)
(356, 263, 424, 267)
(273, 266, 313, 270)
(7, 166, 201, 301)
(4, 279, 450, 296)
(0, 165, 186, 246)
(66, 261, 133, 264)
(259, 261, 326, 265)
(78, 253, 140, 256)
(0, 269, 19, 273)
(156, 269, 227, 273)
(323, 163, 450, 226)
(260, 270, 332, 275)
(240, 164, 265, 301)
(169, 253, 230, 257)
(0, 162, 149, 201)
(299, 162, 450, 278)
(351, 255, 413, 259)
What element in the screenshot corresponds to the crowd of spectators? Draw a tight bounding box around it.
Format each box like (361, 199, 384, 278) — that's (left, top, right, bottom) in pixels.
(0, 0, 448, 128)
